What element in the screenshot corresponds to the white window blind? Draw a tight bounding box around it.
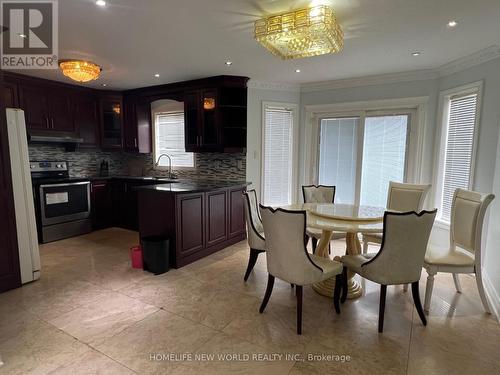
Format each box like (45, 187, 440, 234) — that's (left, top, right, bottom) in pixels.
(263, 107, 294, 206)
(155, 112, 194, 168)
(319, 118, 359, 204)
(440, 93, 478, 222)
(360, 115, 409, 207)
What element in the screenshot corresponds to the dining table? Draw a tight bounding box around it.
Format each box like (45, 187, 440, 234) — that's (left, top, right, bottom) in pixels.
(281, 203, 385, 299)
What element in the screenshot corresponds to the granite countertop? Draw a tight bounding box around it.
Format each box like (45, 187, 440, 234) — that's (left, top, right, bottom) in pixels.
(133, 180, 250, 194)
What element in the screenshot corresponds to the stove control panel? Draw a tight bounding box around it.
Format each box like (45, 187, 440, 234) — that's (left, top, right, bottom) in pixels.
(29, 161, 68, 172)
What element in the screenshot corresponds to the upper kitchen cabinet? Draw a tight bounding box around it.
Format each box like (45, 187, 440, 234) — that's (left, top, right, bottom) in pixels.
(99, 94, 123, 149)
(74, 93, 100, 148)
(183, 76, 248, 153)
(19, 83, 74, 132)
(123, 94, 152, 153)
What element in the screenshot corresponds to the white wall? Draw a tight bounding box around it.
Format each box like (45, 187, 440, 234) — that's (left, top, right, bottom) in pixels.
(246, 85, 300, 198)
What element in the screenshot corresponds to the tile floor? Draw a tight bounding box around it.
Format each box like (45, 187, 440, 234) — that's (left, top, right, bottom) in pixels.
(0, 228, 499, 374)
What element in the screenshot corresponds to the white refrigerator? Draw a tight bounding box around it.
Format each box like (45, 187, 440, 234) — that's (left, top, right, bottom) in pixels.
(5, 108, 40, 284)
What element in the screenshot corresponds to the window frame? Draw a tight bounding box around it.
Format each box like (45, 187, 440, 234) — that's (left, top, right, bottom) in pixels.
(152, 110, 196, 170)
(316, 109, 414, 206)
(432, 81, 483, 226)
(261, 101, 299, 205)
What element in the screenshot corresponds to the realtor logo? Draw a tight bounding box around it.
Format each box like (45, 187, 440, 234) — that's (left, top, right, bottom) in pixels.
(1, 0, 58, 69)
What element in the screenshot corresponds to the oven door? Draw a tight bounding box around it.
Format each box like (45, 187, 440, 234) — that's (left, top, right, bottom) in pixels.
(39, 182, 91, 226)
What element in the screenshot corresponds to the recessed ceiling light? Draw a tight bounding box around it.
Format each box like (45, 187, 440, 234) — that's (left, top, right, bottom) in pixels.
(411, 52, 421, 56)
(447, 20, 458, 28)
(95, 0, 106, 6)
(18, 33, 27, 38)
(295, 69, 301, 73)
(154, 73, 160, 78)
(225, 61, 233, 66)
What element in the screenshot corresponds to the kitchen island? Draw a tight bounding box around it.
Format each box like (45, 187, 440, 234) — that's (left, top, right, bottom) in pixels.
(136, 181, 249, 268)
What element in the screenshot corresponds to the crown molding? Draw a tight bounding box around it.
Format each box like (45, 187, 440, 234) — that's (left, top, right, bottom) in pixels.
(247, 79, 300, 92)
(438, 45, 500, 77)
(300, 69, 439, 93)
(298, 45, 500, 93)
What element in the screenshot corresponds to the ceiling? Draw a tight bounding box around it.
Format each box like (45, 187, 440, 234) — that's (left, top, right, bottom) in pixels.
(5, 0, 500, 90)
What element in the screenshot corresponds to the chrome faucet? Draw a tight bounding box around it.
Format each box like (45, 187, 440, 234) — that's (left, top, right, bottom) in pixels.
(155, 154, 176, 179)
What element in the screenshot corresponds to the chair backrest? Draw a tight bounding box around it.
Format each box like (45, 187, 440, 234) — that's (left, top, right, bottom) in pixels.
(302, 185, 336, 204)
(450, 189, 495, 261)
(243, 190, 265, 249)
(259, 205, 323, 285)
(361, 210, 437, 285)
(387, 181, 431, 212)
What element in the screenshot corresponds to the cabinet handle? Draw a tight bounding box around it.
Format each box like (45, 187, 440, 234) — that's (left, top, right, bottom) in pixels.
(46, 117, 50, 128)
(51, 118, 55, 129)
(134, 138, 137, 148)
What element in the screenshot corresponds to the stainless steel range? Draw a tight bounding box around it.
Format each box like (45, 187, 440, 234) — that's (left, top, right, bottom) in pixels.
(30, 161, 92, 243)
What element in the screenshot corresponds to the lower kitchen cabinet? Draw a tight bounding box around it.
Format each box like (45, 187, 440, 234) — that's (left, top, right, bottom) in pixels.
(138, 185, 247, 268)
(91, 180, 113, 230)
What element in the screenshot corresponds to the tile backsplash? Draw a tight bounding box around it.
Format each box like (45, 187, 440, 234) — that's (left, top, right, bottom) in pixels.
(28, 144, 247, 181)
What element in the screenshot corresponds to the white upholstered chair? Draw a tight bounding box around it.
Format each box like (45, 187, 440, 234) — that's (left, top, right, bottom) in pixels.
(362, 181, 431, 254)
(243, 190, 266, 281)
(339, 210, 437, 332)
(259, 205, 343, 335)
(302, 185, 344, 252)
(424, 189, 495, 313)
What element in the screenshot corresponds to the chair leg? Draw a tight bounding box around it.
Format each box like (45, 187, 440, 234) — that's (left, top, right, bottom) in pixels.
(424, 269, 436, 312)
(362, 240, 368, 254)
(296, 285, 303, 335)
(244, 249, 262, 282)
(411, 281, 427, 327)
(333, 274, 342, 314)
(259, 274, 275, 313)
(311, 238, 318, 254)
(378, 285, 387, 333)
(452, 274, 462, 293)
(475, 268, 491, 314)
(341, 267, 348, 303)
(403, 284, 408, 292)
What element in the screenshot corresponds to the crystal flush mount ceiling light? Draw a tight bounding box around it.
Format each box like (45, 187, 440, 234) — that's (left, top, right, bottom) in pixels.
(254, 5, 344, 59)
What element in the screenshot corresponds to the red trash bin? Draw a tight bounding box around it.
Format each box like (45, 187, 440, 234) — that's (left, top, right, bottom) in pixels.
(130, 245, 143, 269)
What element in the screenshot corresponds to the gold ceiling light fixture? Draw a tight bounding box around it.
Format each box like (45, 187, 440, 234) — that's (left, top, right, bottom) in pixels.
(58, 59, 102, 82)
(254, 5, 343, 59)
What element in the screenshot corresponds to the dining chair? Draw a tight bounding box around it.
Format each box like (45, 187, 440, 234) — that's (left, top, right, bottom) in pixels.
(242, 190, 266, 281)
(302, 185, 344, 253)
(338, 209, 437, 332)
(259, 205, 344, 335)
(362, 181, 431, 254)
(424, 188, 495, 313)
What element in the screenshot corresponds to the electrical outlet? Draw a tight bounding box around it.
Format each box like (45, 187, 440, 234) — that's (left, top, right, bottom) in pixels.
(237, 160, 243, 169)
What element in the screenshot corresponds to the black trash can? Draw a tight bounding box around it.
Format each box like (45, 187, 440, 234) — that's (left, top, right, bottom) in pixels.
(141, 236, 170, 275)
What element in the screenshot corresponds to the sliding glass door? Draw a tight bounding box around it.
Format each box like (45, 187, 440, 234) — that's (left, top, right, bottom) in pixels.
(318, 112, 411, 206)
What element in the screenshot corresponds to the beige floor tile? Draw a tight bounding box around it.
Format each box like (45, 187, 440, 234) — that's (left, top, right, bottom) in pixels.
(47, 349, 137, 374)
(0, 318, 90, 375)
(49, 292, 159, 345)
(93, 310, 218, 374)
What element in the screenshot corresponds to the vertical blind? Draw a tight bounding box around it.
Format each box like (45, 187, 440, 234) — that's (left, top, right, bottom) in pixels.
(319, 118, 359, 204)
(263, 107, 294, 206)
(440, 93, 478, 222)
(360, 115, 409, 207)
(155, 112, 194, 168)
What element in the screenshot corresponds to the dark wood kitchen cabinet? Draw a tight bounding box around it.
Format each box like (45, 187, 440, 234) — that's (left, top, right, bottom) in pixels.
(176, 193, 205, 256)
(74, 93, 100, 147)
(205, 189, 228, 247)
(91, 180, 113, 230)
(228, 187, 246, 238)
(3, 79, 19, 108)
(19, 84, 74, 132)
(123, 94, 152, 153)
(0, 72, 22, 293)
(100, 95, 123, 149)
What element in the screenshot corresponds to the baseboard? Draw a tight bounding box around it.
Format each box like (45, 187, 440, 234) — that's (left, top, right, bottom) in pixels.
(483, 272, 500, 323)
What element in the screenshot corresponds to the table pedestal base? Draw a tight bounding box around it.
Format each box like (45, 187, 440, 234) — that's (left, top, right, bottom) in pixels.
(313, 231, 364, 299)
